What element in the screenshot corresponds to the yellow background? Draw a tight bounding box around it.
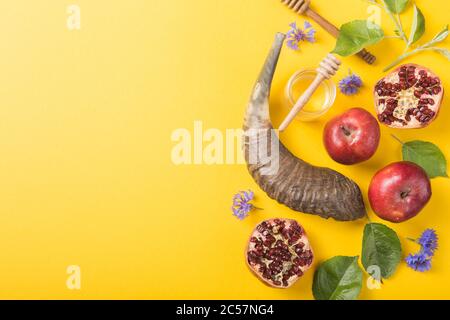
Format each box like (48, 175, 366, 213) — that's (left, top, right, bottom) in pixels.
(0, 0, 448, 299)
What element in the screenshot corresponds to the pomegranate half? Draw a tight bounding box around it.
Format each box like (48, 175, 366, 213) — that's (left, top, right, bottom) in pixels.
(374, 64, 444, 128)
(245, 219, 313, 288)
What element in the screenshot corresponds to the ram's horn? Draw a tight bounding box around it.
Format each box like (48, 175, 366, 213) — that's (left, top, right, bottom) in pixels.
(243, 33, 366, 221)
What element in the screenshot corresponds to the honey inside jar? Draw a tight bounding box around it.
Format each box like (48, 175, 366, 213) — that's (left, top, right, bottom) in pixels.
(290, 76, 328, 113)
(285, 69, 336, 121)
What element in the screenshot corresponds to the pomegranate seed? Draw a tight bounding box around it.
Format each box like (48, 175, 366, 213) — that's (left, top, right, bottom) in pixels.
(433, 87, 441, 94)
(246, 219, 313, 288)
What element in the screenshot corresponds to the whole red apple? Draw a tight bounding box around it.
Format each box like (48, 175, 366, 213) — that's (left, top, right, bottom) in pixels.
(323, 108, 380, 165)
(368, 161, 432, 223)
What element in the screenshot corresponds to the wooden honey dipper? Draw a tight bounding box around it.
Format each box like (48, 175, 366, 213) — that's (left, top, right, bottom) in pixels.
(280, 0, 376, 65)
(279, 53, 341, 132)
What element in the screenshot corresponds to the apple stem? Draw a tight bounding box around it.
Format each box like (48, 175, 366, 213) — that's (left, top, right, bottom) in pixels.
(400, 190, 410, 199)
(340, 126, 352, 137)
(391, 134, 404, 145)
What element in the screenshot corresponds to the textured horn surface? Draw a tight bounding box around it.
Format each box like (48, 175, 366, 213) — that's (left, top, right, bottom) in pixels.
(243, 35, 366, 221)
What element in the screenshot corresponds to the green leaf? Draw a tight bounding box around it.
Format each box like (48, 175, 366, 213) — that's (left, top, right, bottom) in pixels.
(434, 48, 450, 61)
(312, 256, 363, 300)
(407, 5, 425, 45)
(402, 140, 448, 178)
(362, 223, 402, 280)
(427, 25, 449, 46)
(332, 20, 384, 56)
(383, 0, 410, 14)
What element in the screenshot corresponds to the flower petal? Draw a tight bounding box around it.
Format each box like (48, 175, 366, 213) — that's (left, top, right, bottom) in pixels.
(286, 39, 299, 50)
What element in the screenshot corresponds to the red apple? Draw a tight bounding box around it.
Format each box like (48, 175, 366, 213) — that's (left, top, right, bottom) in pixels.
(323, 108, 380, 165)
(368, 161, 432, 223)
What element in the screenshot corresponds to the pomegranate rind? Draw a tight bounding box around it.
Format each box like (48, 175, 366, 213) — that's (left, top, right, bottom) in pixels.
(374, 64, 444, 129)
(245, 219, 313, 289)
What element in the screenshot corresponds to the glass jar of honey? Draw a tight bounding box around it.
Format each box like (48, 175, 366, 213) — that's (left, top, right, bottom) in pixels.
(285, 69, 336, 121)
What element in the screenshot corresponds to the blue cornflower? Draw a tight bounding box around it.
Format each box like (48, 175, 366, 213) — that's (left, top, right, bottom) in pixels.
(405, 229, 438, 273)
(286, 21, 316, 51)
(418, 229, 438, 257)
(405, 252, 432, 272)
(231, 190, 260, 220)
(339, 71, 363, 95)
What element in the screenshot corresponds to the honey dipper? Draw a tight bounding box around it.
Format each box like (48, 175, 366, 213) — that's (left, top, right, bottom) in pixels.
(280, 0, 376, 64)
(279, 53, 341, 132)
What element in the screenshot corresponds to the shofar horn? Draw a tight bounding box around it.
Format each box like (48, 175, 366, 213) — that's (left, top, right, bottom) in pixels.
(243, 33, 366, 221)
